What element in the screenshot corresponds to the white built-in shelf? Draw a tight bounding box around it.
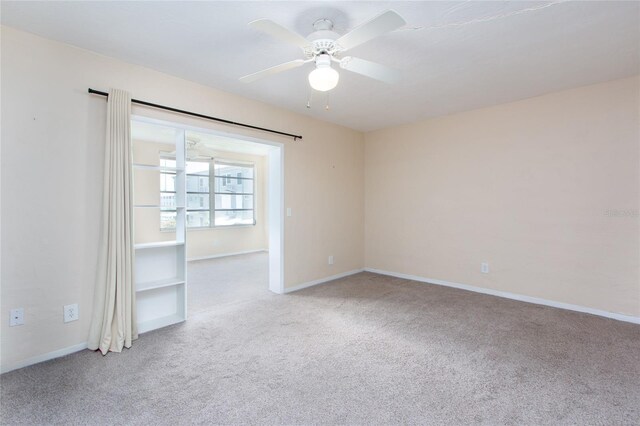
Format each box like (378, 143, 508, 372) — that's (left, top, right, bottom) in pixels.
(133, 163, 184, 172)
(134, 205, 186, 209)
(136, 277, 185, 293)
(137, 314, 185, 334)
(135, 241, 184, 250)
(133, 127, 187, 336)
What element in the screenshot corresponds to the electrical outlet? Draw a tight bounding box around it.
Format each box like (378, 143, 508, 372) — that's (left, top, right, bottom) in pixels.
(328, 255, 334, 265)
(286, 207, 292, 217)
(64, 304, 79, 323)
(481, 262, 490, 274)
(10, 308, 24, 326)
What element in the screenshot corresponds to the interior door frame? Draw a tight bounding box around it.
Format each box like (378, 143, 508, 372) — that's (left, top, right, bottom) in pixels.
(131, 114, 285, 294)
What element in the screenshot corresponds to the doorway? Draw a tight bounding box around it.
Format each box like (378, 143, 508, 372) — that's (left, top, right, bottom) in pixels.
(131, 116, 284, 330)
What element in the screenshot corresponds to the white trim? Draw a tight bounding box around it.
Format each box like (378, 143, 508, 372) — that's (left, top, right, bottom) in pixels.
(268, 146, 285, 294)
(1, 342, 88, 374)
(364, 268, 640, 325)
(283, 269, 364, 294)
(187, 249, 267, 262)
(131, 115, 286, 150)
(214, 157, 256, 167)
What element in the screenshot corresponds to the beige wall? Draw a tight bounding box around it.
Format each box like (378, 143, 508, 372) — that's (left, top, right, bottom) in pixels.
(1, 27, 364, 371)
(365, 76, 640, 317)
(132, 140, 268, 259)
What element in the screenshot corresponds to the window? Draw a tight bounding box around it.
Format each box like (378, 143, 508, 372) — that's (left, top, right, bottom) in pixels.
(160, 157, 178, 230)
(185, 161, 211, 227)
(160, 157, 255, 230)
(214, 161, 255, 227)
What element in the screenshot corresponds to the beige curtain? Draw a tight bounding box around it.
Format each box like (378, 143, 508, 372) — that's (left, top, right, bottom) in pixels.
(88, 88, 137, 354)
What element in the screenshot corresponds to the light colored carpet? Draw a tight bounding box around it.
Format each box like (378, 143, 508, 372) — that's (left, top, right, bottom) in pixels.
(2, 252, 639, 425)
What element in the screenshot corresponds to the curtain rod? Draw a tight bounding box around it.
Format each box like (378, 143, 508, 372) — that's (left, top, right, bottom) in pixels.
(88, 88, 302, 141)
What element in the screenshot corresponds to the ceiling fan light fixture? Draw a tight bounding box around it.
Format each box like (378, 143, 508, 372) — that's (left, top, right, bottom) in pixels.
(308, 67, 339, 92)
(308, 54, 339, 92)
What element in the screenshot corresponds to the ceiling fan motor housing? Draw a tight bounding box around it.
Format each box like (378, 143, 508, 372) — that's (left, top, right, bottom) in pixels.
(305, 18, 341, 58)
(315, 53, 332, 68)
(305, 38, 341, 58)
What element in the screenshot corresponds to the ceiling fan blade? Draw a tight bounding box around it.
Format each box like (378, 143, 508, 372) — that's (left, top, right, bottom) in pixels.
(335, 10, 406, 52)
(240, 59, 306, 83)
(339, 57, 401, 84)
(249, 19, 311, 50)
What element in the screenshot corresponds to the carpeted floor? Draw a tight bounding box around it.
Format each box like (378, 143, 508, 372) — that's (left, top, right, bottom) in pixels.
(2, 252, 639, 425)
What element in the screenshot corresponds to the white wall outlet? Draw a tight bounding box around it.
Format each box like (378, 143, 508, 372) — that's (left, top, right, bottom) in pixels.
(10, 308, 24, 326)
(328, 255, 334, 265)
(64, 304, 79, 323)
(286, 207, 292, 217)
(481, 262, 490, 274)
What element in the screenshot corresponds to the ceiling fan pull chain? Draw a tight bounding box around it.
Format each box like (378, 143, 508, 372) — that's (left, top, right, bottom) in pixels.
(307, 89, 314, 109)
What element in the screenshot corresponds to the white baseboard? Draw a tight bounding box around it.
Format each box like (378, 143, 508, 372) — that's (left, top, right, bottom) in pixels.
(364, 268, 640, 325)
(1, 342, 89, 374)
(284, 269, 364, 294)
(188, 249, 267, 262)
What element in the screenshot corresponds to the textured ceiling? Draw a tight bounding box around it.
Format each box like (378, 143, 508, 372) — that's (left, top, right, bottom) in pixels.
(2, 1, 639, 131)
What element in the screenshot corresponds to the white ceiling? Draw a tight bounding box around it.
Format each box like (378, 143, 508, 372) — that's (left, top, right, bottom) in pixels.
(2, 1, 638, 132)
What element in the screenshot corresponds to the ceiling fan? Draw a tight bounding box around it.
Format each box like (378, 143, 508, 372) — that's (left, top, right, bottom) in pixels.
(240, 10, 406, 92)
(165, 137, 215, 160)
(186, 137, 215, 160)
